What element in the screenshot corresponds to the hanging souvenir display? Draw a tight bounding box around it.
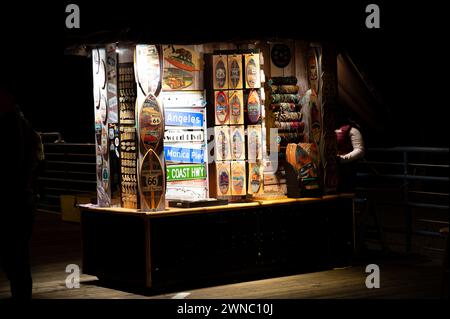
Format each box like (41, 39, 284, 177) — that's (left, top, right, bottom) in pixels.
(92, 47, 111, 207)
(118, 44, 139, 209)
(263, 76, 304, 196)
(209, 50, 264, 199)
(106, 43, 119, 123)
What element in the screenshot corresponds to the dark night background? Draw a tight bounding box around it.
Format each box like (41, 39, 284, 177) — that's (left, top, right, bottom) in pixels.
(1, 1, 447, 147)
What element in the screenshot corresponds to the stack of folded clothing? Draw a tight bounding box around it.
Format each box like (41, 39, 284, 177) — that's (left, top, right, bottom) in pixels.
(263, 76, 305, 196)
(267, 76, 304, 146)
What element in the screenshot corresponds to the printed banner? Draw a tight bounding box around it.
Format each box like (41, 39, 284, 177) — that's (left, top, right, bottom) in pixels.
(165, 110, 204, 127)
(164, 145, 205, 164)
(163, 45, 203, 91)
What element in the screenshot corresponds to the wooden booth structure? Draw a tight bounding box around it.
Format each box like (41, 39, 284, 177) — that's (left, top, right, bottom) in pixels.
(80, 39, 354, 289)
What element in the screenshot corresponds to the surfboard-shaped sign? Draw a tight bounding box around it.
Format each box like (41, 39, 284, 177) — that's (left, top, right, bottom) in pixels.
(214, 126, 230, 161)
(307, 48, 320, 95)
(216, 162, 231, 196)
(135, 44, 162, 97)
(228, 55, 243, 89)
(139, 93, 164, 152)
(140, 149, 165, 210)
(248, 162, 263, 195)
(245, 53, 260, 88)
(213, 55, 228, 90)
(215, 91, 229, 125)
(231, 161, 246, 196)
(231, 125, 245, 160)
(229, 90, 244, 125)
(247, 125, 262, 162)
(246, 89, 261, 124)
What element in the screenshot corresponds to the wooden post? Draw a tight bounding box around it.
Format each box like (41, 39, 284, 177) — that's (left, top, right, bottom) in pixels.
(319, 42, 339, 194)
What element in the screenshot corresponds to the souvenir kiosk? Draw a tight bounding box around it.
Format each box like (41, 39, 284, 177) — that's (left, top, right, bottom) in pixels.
(80, 41, 354, 289)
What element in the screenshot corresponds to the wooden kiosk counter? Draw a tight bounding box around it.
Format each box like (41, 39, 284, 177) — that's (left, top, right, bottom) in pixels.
(80, 194, 355, 289)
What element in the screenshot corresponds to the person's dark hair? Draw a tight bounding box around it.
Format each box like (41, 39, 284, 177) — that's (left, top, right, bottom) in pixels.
(334, 106, 363, 132)
(334, 107, 350, 127)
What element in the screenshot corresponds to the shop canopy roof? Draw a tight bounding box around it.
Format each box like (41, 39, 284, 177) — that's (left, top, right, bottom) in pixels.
(63, 15, 389, 134)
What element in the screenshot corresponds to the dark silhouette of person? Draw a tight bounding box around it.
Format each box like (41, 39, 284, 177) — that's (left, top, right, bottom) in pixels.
(0, 78, 43, 300)
(334, 108, 365, 193)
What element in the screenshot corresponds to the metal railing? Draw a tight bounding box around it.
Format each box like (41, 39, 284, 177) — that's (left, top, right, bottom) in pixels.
(355, 146, 449, 253)
(37, 133, 96, 213)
